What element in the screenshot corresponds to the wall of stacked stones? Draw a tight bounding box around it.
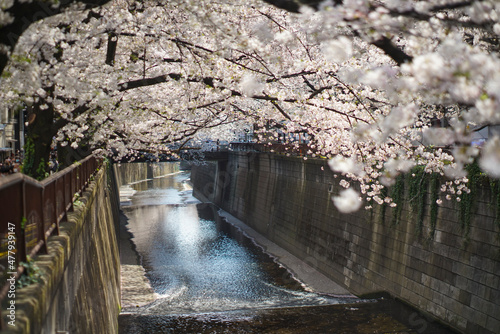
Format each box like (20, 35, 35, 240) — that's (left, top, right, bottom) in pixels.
(2, 164, 121, 333)
(191, 152, 500, 334)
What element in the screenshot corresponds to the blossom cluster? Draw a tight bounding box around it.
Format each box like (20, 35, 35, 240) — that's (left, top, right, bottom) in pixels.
(1, 0, 499, 212)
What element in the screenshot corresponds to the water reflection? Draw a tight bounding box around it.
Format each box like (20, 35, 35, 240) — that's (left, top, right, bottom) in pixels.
(118, 163, 458, 334)
(120, 165, 350, 315)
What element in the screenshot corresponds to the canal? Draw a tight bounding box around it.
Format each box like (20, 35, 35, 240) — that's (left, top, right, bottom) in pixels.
(117, 162, 456, 333)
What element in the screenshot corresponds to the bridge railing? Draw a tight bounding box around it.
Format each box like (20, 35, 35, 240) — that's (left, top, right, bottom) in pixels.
(229, 142, 309, 155)
(0, 155, 100, 305)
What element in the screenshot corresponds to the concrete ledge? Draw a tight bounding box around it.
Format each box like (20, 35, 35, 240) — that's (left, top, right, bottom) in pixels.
(192, 152, 500, 334)
(218, 210, 354, 297)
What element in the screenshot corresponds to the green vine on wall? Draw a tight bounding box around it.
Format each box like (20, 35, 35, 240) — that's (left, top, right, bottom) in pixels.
(490, 180, 500, 232)
(460, 162, 500, 248)
(385, 161, 500, 244)
(459, 161, 481, 244)
(390, 174, 405, 226)
(408, 165, 429, 237)
(379, 186, 388, 225)
(429, 173, 440, 240)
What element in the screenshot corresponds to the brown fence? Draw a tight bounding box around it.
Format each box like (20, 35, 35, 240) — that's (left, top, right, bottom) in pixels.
(0, 155, 100, 304)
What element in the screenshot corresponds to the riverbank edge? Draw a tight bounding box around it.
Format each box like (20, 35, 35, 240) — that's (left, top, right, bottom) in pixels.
(118, 209, 157, 310)
(193, 188, 355, 297)
(118, 170, 354, 316)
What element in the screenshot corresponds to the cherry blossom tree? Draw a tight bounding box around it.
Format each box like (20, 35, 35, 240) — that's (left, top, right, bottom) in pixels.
(1, 0, 499, 211)
(0, 0, 116, 74)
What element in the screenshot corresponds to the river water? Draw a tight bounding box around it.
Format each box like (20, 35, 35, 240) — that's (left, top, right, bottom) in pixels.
(117, 162, 457, 333)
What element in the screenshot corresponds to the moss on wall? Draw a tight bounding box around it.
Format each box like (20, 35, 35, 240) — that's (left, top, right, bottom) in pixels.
(1, 163, 121, 333)
(192, 152, 500, 334)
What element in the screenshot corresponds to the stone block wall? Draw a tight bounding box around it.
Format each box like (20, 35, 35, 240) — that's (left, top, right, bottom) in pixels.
(191, 151, 500, 334)
(2, 163, 121, 333)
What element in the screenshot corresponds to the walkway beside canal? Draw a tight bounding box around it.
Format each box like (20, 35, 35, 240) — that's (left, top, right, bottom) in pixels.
(119, 210, 156, 309)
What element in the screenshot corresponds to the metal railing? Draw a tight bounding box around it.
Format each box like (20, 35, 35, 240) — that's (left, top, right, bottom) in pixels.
(0, 155, 100, 308)
(229, 142, 310, 156)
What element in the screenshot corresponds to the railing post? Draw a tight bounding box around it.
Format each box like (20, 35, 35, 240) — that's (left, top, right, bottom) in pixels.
(53, 179, 60, 235)
(19, 181, 28, 264)
(71, 166, 76, 205)
(39, 187, 48, 254)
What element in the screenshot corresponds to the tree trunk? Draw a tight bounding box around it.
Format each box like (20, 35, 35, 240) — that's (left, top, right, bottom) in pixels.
(57, 143, 93, 170)
(22, 103, 55, 180)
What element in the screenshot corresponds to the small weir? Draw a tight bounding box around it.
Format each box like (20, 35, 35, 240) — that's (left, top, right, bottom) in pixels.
(117, 162, 456, 333)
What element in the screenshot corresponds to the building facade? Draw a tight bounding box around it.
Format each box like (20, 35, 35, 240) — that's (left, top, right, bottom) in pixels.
(0, 106, 23, 161)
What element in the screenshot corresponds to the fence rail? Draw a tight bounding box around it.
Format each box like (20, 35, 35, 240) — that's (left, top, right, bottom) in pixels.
(0, 155, 100, 306)
(230, 142, 310, 155)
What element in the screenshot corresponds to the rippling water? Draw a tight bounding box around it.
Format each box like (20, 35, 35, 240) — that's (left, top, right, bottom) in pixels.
(121, 170, 353, 315)
(118, 163, 457, 333)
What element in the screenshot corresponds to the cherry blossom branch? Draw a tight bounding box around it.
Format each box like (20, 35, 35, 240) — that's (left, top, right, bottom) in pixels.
(0, 0, 112, 73)
(117, 73, 217, 91)
(371, 37, 413, 65)
(261, 0, 341, 13)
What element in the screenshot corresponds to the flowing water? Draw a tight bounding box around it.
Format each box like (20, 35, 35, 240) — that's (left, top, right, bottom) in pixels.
(117, 162, 457, 334)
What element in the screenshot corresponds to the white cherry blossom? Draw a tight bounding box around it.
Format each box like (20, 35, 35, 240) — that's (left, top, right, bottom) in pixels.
(333, 188, 362, 213)
(0, 0, 499, 200)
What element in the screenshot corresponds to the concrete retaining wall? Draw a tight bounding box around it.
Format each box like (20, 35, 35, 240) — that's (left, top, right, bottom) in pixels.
(191, 151, 500, 334)
(114, 162, 180, 188)
(3, 163, 121, 333)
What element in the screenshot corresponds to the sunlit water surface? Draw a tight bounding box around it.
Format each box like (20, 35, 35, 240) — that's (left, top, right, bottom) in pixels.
(118, 162, 457, 334)
(121, 168, 351, 315)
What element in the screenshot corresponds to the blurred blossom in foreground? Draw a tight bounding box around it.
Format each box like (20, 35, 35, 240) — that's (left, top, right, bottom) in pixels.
(480, 136, 500, 178)
(333, 188, 362, 213)
(328, 156, 365, 176)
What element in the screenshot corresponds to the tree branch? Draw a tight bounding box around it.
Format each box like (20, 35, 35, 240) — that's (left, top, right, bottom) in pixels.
(0, 0, 112, 74)
(118, 73, 182, 91)
(261, 0, 340, 13)
(105, 32, 118, 66)
(372, 36, 413, 65)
